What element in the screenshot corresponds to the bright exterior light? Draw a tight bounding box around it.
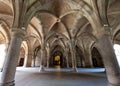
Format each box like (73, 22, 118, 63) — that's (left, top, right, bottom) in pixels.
(0, 44, 6, 69)
(114, 44, 120, 67)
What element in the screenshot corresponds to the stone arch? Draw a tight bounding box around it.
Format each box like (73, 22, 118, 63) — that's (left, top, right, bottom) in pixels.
(91, 47, 104, 67)
(21, 41, 29, 67)
(76, 32, 97, 67)
(0, 20, 11, 44)
(33, 45, 41, 67)
(49, 45, 67, 68)
(46, 32, 69, 44)
(18, 47, 25, 66)
(23, 0, 102, 34)
(29, 20, 42, 42)
(18, 41, 29, 67)
(24, 32, 41, 67)
(0, 1, 13, 16)
(75, 45, 85, 67)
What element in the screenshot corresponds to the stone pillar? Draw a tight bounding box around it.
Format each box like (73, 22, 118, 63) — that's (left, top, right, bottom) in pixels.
(0, 28, 26, 86)
(46, 56, 49, 68)
(66, 56, 69, 68)
(23, 52, 32, 67)
(46, 47, 50, 68)
(97, 34, 120, 86)
(65, 49, 69, 68)
(70, 39, 77, 72)
(39, 47, 45, 71)
(84, 50, 93, 68)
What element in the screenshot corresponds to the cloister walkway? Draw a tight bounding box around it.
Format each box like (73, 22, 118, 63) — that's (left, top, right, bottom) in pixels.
(10, 67, 108, 86)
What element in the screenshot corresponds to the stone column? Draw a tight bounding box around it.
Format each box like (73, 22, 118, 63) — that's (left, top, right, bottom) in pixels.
(84, 50, 93, 68)
(23, 52, 33, 67)
(66, 56, 69, 68)
(46, 47, 50, 68)
(97, 34, 120, 86)
(70, 39, 77, 72)
(0, 28, 26, 86)
(39, 47, 45, 71)
(46, 56, 49, 68)
(65, 49, 69, 68)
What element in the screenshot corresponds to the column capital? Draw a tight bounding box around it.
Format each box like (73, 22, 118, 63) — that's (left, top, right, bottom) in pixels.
(11, 27, 26, 39)
(68, 38, 75, 46)
(104, 26, 111, 35)
(94, 26, 111, 39)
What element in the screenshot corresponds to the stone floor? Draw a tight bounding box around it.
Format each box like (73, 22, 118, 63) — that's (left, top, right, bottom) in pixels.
(0, 67, 108, 86)
(13, 67, 108, 86)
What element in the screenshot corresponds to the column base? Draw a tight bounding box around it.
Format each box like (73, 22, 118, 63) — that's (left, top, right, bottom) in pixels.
(72, 67, 77, 72)
(67, 65, 69, 68)
(0, 81, 15, 86)
(85, 65, 93, 68)
(46, 65, 49, 68)
(108, 75, 120, 86)
(109, 83, 120, 86)
(39, 65, 45, 72)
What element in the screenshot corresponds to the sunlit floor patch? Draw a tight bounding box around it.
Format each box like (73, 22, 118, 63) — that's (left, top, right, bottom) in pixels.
(16, 67, 105, 73)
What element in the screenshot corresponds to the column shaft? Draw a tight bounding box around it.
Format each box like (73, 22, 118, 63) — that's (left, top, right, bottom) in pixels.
(84, 50, 93, 67)
(46, 48, 50, 68)
(23, 53, 32, 67)
(70, 39, 77, 72)
(65, 52, 69, 68)
(39, 48, 45, 71)
(97, 34, 120, 86)
(0, 29, 25, 86)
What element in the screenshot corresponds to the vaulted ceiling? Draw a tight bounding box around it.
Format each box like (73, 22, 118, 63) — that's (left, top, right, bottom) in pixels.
(0, 0, 120, 52)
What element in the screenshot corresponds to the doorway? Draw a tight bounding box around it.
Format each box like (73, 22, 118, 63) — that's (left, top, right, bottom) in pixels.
(92, 47, 104, 67)
(53, 55, 61, 68)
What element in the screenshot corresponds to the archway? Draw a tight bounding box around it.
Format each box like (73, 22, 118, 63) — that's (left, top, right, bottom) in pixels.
(33, 45, 41, 67)
(53, 51, 63, 68)
(91, 47, 104, 67)
(75, 46, 85, 68)
(18, 47, 25, 66)
(49, 50, 67, 68)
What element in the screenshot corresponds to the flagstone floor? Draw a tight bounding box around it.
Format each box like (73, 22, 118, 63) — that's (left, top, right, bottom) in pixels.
(13, 67, 108, 86)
